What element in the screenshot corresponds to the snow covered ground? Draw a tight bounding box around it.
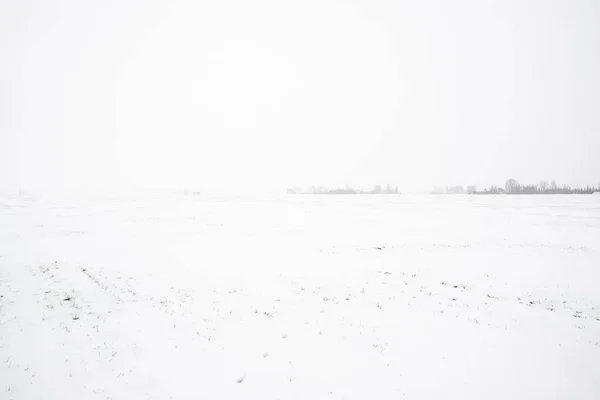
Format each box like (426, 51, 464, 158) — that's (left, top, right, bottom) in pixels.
(1, 194, 599, 399)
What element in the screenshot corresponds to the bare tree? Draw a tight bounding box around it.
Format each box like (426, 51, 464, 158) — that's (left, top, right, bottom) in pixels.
(505, 179, 520, 193)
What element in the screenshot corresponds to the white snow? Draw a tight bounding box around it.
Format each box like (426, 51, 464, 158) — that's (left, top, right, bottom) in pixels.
(1, 194, 599, 399)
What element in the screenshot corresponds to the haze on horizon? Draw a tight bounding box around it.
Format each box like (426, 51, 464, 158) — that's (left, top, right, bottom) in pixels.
(1, 0, 599, 195)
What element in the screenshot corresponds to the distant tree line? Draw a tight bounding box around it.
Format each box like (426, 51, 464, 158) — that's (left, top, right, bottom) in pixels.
(287, 185, 400, 195)
(501, 179, 599, 194)
(431, 180, 600, 195)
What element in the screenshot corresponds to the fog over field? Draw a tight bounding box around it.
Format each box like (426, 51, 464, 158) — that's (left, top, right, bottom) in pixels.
(2, 0, 600, 399)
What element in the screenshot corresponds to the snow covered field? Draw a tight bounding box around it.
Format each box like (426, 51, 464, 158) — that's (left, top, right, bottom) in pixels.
(1, 194, 599, 399)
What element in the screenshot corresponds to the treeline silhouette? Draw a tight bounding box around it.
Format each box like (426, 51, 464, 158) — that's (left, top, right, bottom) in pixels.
(287, 185, 400, 195)
(431, 179, 600, 195)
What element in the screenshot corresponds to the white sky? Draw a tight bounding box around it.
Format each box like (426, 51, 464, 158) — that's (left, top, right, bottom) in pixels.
(1, 0, 599, 193)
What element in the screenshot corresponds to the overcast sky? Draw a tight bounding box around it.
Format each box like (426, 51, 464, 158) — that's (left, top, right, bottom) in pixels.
(1, 0, 599, 193)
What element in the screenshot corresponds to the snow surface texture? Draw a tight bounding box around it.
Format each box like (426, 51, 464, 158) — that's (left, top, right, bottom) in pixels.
(1, 194, 599, 399)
